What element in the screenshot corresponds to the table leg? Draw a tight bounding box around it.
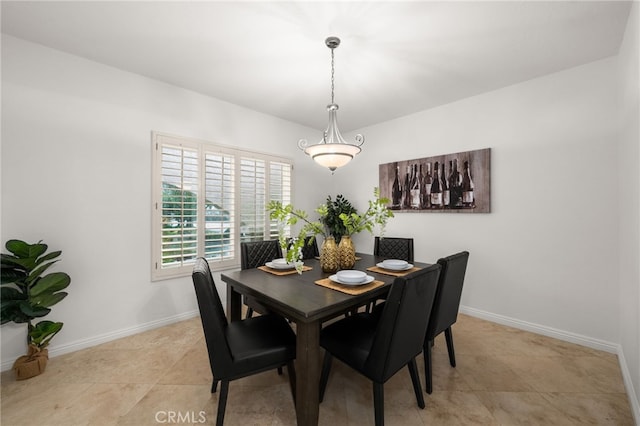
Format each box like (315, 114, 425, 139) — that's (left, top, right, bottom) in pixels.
(226, 284, 242, 322)
(295, 320, 321, 426)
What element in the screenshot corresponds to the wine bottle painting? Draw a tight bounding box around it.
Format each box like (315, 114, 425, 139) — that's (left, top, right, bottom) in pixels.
(380, 148, 491, 213)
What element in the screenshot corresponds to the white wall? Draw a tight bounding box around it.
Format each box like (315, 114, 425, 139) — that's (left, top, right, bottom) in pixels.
(618, 0, 640, 418)
(336, 58, 620, 347)
(2, 29, 638, 417)
(335, 45, 640, 417)
(0, 35, 331, 368)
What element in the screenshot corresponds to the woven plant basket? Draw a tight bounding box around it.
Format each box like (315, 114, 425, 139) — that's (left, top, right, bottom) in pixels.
(13, 344, 49, 380)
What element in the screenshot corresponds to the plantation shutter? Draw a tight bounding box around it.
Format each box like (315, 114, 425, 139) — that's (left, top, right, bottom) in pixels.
(152, 132, 293, 280)
(239, 157, 267, 242)
(159, 143, 199, 269)
(268, 162, 292, 239)
(203, 151, 235, 262)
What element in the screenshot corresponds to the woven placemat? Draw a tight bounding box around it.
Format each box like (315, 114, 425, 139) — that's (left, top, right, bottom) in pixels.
(314, 277, 385, 295)
(366, 266, 422, 277)
(258, 265, 313, 276)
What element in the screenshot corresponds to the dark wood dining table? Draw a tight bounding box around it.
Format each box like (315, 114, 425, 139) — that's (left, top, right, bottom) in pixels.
(221, 253, 430, 426)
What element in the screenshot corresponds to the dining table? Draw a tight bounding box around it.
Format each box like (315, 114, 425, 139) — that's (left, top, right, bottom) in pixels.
(221, 253, 431, 426)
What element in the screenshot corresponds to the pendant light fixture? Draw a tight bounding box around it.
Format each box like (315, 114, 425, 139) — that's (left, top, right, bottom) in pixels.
(298, 36, 364, 173)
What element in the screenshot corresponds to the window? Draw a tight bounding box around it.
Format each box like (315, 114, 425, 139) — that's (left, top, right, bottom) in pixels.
(151, 132, 293, 280)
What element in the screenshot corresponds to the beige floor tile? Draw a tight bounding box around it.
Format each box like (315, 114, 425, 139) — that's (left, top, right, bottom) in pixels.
(158, 339, 212, 386)
(1, 315, 634, 426)
(116, 384, 212, 425)
(573, 354, 627, 393)
(500, 355, 603, 393)
(476, 391, 578, 425)
(419, 391, 499, 425)
(455, 355, 535, 391)
(424, 350, 473, 392)
(380, 410, 426, 426)
(539, 392, 635, 425)
(46, 383, 153, 426)
(1, 382, 92, 425)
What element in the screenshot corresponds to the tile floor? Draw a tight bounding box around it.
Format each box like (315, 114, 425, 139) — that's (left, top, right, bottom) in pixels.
(1, 314, 634, 425)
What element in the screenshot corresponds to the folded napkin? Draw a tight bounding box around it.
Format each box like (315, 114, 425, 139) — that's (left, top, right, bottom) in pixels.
(314, 277, 385, 295)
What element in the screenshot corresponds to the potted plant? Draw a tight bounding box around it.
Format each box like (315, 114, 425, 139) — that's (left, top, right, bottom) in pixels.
(1, 239, 71, 380)
(319, 195, 357, 243)
(267, 188, 393, 272)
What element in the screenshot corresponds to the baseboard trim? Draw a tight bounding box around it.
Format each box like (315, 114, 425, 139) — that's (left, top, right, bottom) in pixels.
(1, 310, 200, 372)
(460, 305, 618, 353)
(617, 347, 640, 425)
(460, 305, 640, 425)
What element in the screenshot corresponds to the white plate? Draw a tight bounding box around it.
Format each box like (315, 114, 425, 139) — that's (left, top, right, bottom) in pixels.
(336, 270, 367, 284)
(376, 262, 414, 271)
(329, 274, 375, 286)
(266, 261, 296, 270)
(382, 259, 409, 268)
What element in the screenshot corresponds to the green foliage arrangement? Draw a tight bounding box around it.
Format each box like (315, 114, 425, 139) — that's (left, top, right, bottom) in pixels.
(338, 188, 394, 237)
(1, 239, 71, 350)
(267, 202, 326, 273)
(318, 194, 357, 242)
(267, 188, 393, 272)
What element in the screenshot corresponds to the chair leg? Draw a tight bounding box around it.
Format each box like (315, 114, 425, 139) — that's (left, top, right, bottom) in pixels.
(365, 301, 375, 313)
(211, 379, 219, 393)
(424, 339, 433, 394)
(286, 361, 297, 407)
(277, 366, 283, 375)
(319, 352, 333, 403)
(216, 380, 229, 426)
(408, 357, 425, 409)
(444, 327, 456, 367)
(245, 307, 254, 319)
(373, 382, 384, 426)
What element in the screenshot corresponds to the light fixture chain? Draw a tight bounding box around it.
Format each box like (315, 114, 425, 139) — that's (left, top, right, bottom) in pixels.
(330, 47, 335, 104)
(299, 36, 363, 173)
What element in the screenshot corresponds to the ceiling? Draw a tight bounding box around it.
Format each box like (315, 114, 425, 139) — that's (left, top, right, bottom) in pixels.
(1, 1, 632, 132)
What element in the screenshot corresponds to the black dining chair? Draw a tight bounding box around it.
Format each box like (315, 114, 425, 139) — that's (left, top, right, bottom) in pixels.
(363, 236, 416, 314)
(191, 258, 297, 426)
(373, 236, 414, 262)
(319, 264, 441, 426)
(423, 251, 469, 394)
(240, 240, 282, 319)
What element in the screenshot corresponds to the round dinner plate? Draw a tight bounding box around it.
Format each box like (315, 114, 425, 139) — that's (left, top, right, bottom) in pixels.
(336, 270, 367, 284)
(266, 261, 296, 270)
(329, 274, 375, 286)
(376, 262, 414, 271)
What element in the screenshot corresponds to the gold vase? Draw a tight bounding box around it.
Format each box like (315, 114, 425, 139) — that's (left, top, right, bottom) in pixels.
(338, 235, 356, 270)
(320, 236, 339, 273)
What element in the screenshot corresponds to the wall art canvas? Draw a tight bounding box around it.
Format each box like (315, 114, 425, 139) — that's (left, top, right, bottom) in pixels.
(379, 148, 491, 213)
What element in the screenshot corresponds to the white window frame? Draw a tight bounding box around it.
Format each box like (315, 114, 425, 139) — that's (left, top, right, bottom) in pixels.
(151, 131, 293, 281)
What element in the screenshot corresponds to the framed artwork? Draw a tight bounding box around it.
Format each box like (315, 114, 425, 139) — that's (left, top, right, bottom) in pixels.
(379, 148, 491, 213)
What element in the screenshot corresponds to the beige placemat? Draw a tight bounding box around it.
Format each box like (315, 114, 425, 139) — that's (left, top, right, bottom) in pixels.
(366, 266, 422, 277)
(258, 265, 313, 276)
(314, 277, 385, 295)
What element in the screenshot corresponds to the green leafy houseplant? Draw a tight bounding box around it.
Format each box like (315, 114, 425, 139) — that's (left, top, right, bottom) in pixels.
(267, 202, 326, 273)
(1, 239, 71, 377)
(319, 195, 357, 243)
(339, 188, 394, 237)
(267, 188, 394, 272)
